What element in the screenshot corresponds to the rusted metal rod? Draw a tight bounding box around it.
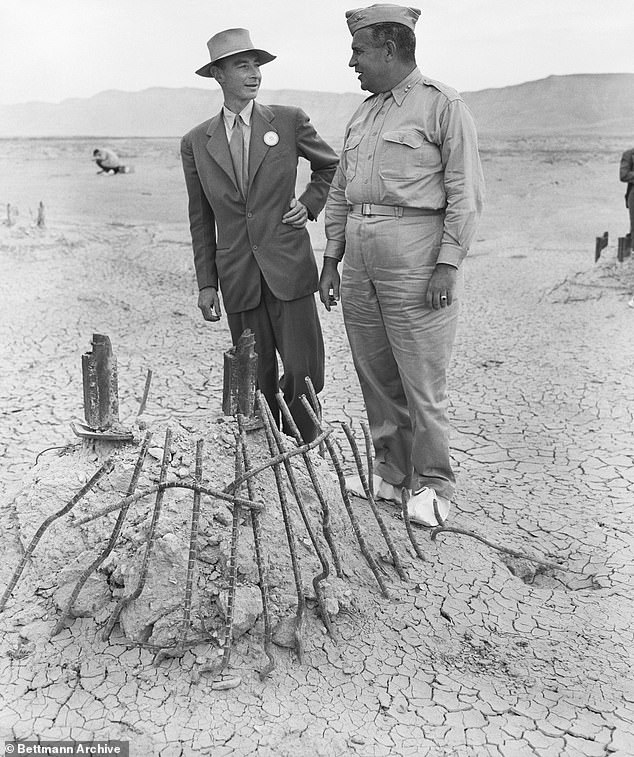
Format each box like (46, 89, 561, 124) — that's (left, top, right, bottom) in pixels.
(257, 392, 305, 661)
(263, 396, 336, 639)
(0, 459, 114, 613)
(221, 441, 244, 671)
(52, 434, 152, 636)
(360, 420, 374, 500)
(299, 395, 390, 599)
(72, 481, 263, 528)
(401, 489, 426, 562)
(182, 440, 204, 637)
(304, 376, 326, 458)
(339, 422, 406, 581)
(195, 434, 248, 682)
(154, 438, 204, 665)
(223, 428, 332, 494)
(236, 418, 275, 680)
(275, 390, 342, 578)
(76, 430, 332, 528)
(137, 369, 153, 417)
(430, 526, 563, 570)
(101, 428, 172, 641)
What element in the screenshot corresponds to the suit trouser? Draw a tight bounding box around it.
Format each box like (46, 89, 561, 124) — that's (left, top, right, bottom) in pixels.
(227, 278, 325, 443)
(341, 212, 461, 500)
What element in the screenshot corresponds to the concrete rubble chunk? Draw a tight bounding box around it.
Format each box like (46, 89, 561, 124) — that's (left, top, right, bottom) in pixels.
(217, 585, 263, 639)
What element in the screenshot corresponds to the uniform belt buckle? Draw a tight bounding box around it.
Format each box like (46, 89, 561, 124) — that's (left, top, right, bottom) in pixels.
(361, 203, 373, 216)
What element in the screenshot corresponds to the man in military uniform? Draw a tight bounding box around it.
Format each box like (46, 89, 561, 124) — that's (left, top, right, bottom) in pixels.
(620, 147, 634, 241)
(319, 4, 484, 525)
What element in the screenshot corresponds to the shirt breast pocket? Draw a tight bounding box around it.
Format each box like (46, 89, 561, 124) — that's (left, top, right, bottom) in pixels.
(343, 133, 363, 182)
(379, 130, 439, 181)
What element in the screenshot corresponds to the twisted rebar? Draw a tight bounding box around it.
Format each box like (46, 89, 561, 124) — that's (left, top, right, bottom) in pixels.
(74, 431, 333, 528)
(154, 438, 204, 665)
(401, 488, 426, 561)
(430, 525, 563, 570)
(223, 428, 332, 495)
(339, 422, 406, 581)
(72, 482, 263, 528)
(0, 458, 114, 613)
(275, 390, 343, 579)
(360, 420, 374, 500)
(264, 396, 336, 639)
(299, 392, 390, 599)
(257, 392, 305, 661)
(137, 369, 153, 417)
(101, 428, 172, 641)
(236, 417, 275, 680)
(52, 434, 152, 636)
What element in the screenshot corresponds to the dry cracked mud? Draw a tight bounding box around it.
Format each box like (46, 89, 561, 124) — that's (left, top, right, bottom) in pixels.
(0, 136, 633, 756)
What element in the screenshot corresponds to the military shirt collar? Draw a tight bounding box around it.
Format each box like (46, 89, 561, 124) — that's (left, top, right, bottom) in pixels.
(389, 67, 422, 106)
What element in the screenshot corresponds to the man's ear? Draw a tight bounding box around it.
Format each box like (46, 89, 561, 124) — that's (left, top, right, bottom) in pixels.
(384, 39, 397, 61)
(210, 64, 223, 82)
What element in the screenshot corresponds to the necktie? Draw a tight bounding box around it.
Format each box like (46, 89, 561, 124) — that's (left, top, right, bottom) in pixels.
(229, 115, 248, 198)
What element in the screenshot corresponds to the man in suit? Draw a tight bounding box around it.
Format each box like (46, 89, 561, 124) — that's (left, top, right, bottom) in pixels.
(181, 29, 338, 441)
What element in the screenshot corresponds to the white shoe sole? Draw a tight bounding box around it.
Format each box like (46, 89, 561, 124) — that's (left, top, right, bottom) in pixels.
(406, 488, 451, 527)
(345, 474, 403, 504)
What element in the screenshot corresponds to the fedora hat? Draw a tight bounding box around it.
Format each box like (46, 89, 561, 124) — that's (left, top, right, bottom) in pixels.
(195, 28, 276, 77)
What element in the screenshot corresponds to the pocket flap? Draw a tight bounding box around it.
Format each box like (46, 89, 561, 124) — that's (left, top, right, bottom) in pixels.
(344, 133, 363, 151)
(382, 130, 424, 149)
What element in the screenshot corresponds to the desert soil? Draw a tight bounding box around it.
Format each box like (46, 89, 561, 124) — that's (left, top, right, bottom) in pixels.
(0, 135, 633, 756)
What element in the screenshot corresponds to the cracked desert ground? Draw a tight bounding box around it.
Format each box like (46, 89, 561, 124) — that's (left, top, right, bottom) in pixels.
(0, 134, 633, 756)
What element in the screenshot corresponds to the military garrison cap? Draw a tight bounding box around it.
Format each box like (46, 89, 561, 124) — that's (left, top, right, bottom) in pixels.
(345, 4, 421, 34)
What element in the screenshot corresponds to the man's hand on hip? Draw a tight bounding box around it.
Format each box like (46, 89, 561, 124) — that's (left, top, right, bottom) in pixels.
(425, 263, 457, 310)
(319, 258, 340, 312)
(282, 198, 308, 228)
(198, 286, 222, 322)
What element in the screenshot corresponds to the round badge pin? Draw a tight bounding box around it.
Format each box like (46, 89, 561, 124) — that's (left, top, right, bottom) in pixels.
(263, 131, 279, 146)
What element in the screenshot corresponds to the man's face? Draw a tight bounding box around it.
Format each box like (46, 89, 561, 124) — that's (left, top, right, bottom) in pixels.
(213, 52, 262, 102)
(349, 28, 389, 93)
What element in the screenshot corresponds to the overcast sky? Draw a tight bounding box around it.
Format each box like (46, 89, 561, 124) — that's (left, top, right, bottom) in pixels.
(1, 0, 632, 105)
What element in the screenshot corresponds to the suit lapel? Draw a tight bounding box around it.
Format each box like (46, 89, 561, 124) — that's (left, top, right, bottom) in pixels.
(205, 112, 239, 191)
(249, 103, 276, 188)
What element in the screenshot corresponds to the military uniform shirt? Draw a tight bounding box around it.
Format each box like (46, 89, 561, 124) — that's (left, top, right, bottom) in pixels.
(324, 67, 484, 268)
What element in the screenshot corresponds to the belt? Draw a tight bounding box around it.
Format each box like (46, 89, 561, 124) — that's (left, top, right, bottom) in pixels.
(349, 203, 444, 217)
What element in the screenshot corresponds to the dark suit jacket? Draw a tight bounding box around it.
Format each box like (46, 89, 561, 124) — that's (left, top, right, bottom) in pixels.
(181, 103, 338, 314)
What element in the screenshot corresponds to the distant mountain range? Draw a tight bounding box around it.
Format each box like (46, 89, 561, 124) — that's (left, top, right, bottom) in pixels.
(1, 73, 632, 138)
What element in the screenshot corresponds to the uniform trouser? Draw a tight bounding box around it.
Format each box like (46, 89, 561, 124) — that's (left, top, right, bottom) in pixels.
(628, 186, 634, 238)
(341, 212, 461, 500)
(227, 278, 325, 443)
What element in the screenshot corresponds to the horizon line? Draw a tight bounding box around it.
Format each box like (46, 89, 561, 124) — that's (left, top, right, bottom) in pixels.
(2, 71, 633, 108)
